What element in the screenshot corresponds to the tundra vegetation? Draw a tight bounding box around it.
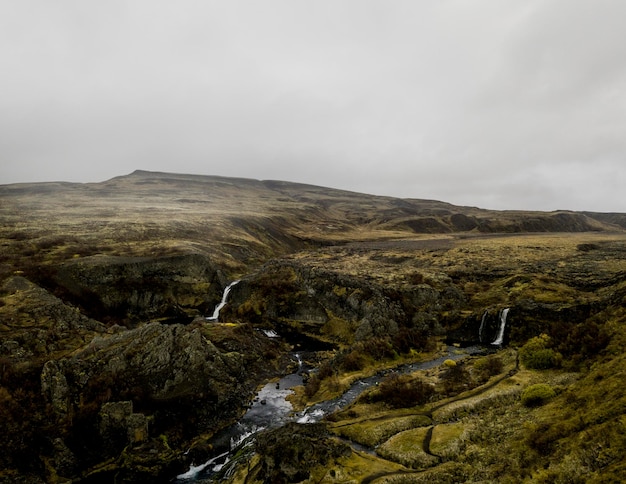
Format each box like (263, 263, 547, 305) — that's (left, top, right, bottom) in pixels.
(0, 170, 626, 482)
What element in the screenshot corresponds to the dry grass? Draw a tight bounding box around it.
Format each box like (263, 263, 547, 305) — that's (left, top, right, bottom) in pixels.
(2, 172, 626, 482)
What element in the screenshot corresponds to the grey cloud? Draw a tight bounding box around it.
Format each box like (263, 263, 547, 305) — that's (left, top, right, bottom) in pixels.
(0, 0, 624, 211)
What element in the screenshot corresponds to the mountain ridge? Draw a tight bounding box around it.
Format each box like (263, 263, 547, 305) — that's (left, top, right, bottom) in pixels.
(2, 169, 624, 236)
(2, 169, 626, 482)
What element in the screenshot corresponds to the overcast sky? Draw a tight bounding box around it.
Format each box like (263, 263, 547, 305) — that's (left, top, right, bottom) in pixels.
(1, 1, 625, 212)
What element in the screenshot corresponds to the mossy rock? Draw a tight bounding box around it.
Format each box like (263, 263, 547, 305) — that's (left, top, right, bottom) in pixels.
(253, 423, 350, 483)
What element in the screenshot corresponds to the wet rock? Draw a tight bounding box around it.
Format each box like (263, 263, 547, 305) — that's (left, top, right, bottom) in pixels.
(34, 320, 287, 481)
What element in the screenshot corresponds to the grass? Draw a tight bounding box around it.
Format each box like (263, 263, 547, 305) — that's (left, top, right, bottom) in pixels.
(376, 427, 438, 469)
(332, 415, 432, 448)
(2, 172, 626, 482)
(429, 422, 466, 457)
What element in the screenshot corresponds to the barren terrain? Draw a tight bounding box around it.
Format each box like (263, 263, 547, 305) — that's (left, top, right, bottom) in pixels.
(1, 170, 626, 483)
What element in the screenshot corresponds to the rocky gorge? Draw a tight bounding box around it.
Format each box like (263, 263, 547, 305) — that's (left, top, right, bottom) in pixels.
(1, 170, 626, 482)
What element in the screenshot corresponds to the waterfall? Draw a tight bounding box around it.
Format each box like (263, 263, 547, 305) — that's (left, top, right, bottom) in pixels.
(478, 310, 488, 343)
(206, 280, 240, 322)
(491, 308, 510, 346)
(295, 353, 303, 374)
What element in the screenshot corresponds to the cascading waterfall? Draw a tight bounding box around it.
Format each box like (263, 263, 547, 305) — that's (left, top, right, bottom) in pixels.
(478, 310, 488, 343)
(491, 308, 510, 346)
(294, 353, 303, 374)
(206, 280, 240, 322)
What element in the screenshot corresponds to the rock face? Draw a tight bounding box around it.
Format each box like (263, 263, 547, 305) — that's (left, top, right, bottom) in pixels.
(252, 423, 351, 483)
(53, 253, 225, 325)
(37, 320, 285, 477)
(225, 260, 460, 345)
(0, 276, 106, 359)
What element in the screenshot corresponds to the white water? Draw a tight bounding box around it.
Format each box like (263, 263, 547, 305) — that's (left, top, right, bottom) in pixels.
(478, 310, 488, 343)
(175, 346, 484, 482)
(296, 408, 325, 424)
(492, 308, 510, 345)
(206, 280, 240, 321)
(176, 451, 229, 480)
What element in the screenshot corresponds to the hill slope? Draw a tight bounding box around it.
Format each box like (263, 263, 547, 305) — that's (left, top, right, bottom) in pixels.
(1, 170, 626, 482)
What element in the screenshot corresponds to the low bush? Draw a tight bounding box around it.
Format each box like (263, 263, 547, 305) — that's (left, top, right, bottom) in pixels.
(521, 384, 556, 407)
(392, 326, 433, 354)
(304, 375, 321, 398)
(362, 337, 397, 360)
(341, 351, 366, 372)
(372, 373, 434, 408)
(473, 355, 504, 383)
(317, 360, 334, 380)
(441, 362, 470, 395)
(519, 334, 562, 370)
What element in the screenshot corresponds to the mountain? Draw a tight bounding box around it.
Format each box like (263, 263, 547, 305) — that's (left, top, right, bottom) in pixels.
(1, 170, 626, 482)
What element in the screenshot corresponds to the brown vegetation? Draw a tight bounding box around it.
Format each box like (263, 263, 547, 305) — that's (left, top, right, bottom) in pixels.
(1, 171, 626, 482)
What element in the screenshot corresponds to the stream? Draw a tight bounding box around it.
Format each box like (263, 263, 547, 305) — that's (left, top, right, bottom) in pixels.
(174, 283, 494, 481)
(173, 344, 485, 482)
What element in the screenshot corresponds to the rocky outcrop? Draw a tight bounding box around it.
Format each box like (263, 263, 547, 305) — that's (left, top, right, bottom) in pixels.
(34, 321, 287, 481)
(0, 276, 106, 359)
(252, 423, 351, 483)
(446, 299, 602, 347)
(52, 253, 226, 325)
(225, 260, 460, 345)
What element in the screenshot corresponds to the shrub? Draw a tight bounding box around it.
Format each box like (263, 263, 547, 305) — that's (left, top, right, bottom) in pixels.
(521, 384, 556, 407)
(555, 320, 611, 369)
(524, 348, 561, 370)
(362, 337, 397, 361)
(391, 326, 433, 354)
(304, 375, 321, 398)
(317, 361, 334, 380)
(520, 334, 562, 370)
(441, 362, 470, 395)
(473, 355, 504, 383)
(373, 374, 434, 408)
(341, 351, 366, 372)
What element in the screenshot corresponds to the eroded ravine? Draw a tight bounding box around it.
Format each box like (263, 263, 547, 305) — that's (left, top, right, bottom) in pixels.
(177, 344, 491, 482)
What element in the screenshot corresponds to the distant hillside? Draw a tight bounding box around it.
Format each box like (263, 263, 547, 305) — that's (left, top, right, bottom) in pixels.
(1, 170, 622, 242)
(2, 170, 626, 483)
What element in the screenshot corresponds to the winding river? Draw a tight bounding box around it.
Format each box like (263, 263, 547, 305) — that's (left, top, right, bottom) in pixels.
(174, 282, 493, 482)
(174, 344, 485, 482)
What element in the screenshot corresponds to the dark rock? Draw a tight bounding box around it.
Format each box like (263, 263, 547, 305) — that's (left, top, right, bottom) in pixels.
(35, 321, 287, 481)
(52, 253, 225, 325)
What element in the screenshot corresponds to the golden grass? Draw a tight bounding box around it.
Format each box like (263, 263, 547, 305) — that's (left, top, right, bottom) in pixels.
(377, 427, 438, 469)
(332, 415, 432, 448)
(429, 422, 466, 457)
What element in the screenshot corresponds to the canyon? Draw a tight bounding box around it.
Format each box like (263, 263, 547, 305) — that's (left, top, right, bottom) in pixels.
(1, 170, 626, 482)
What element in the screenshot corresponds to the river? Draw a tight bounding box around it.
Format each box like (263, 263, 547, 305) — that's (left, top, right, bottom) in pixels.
(174, 345, 485, 482)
